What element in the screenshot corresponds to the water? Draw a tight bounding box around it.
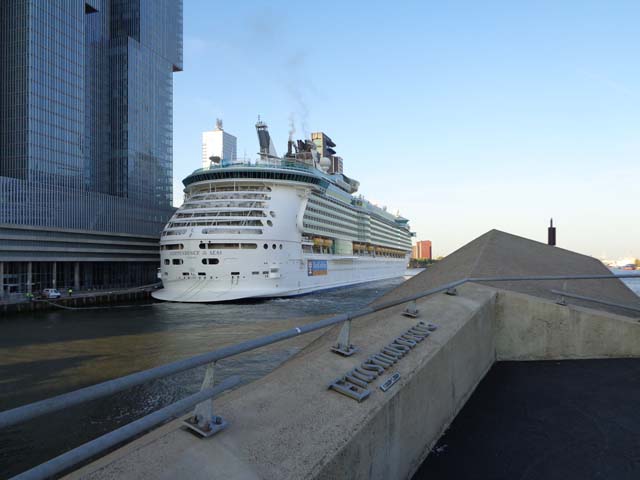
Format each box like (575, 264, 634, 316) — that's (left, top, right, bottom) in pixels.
(0, 276, 407, 478)
(620, 274, 640, 296)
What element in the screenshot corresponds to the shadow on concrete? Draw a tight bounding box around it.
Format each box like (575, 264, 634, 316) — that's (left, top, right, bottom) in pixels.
(414, 359, 640, 480)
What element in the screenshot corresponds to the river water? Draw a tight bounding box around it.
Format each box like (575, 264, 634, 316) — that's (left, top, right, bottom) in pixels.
(1, 272, 638, 478)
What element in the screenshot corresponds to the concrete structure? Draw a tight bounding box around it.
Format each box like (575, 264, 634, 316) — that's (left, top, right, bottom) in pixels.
(412, 240, 432, 260)
(202, 120, 237, 168)
(66, 230, 640, 479)
(0, 1, 182, 295)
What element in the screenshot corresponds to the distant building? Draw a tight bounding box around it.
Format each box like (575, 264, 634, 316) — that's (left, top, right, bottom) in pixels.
(0, 0, 182, 296)
(311, 132, 343, 174)
(412, 240, 432, 260)
(202, 119, 237, 168)
(330, 156, 344, 174)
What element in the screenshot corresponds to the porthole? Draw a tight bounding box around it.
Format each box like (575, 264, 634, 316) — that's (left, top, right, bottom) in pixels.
(267, 220, 273, 227)
(264, 243, 268, 249)
(199, 243, 205, 249)
(270, 211, 276, 217)
(164, 259, 170, 265)
(279, 244, 283, 249)
(272, 244, 277, 249)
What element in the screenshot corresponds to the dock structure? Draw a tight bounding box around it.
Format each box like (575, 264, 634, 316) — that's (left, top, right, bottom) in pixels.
(6, 230, 640, 479)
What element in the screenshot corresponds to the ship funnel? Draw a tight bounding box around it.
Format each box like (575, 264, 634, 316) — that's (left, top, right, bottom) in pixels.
(255, 117, 278, 161)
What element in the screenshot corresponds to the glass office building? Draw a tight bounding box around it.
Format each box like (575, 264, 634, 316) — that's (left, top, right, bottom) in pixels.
(0, 0, 182, 295)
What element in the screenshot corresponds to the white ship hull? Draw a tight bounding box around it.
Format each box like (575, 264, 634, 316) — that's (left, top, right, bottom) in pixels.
(152, 251, 408, 302)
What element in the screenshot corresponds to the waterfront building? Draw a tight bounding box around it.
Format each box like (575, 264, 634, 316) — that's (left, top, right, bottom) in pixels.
(0, 0, 183, 297)
(311, 132, 343, 174)
(413, 240, 432, 260)
(201, 119, 237, 168)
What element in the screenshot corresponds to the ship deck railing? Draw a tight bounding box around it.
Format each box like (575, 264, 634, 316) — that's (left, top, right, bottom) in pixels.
(2, 273, 640, 480)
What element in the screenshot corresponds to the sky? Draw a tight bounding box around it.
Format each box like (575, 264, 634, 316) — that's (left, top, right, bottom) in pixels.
(173, 0, 640, 259)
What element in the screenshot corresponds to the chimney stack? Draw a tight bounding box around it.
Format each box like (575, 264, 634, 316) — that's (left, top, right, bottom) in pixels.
(548, 218, 556, 246)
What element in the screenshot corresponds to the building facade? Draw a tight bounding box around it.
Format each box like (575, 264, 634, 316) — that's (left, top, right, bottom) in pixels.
(412, 240, 432, 260)
(201, 120, 237, 168)
(0, 0, 182, 296)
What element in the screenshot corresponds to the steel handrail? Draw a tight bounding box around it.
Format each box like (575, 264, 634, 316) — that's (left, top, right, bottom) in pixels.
(1, 273, 639, 431)
(12, 376, 241, 480)
(2, 273, 639, 480)
(551, 289, 640, 313)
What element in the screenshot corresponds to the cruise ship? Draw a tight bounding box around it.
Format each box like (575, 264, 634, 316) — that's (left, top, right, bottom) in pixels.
(152, 121, 413, 302)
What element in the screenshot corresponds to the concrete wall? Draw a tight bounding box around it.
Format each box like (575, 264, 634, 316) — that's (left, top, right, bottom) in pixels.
(315, 287, 497, 480)
(495, 289, 640, 360)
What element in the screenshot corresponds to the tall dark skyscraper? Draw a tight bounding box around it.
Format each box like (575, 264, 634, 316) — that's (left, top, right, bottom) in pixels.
(0, 0, 182, 294)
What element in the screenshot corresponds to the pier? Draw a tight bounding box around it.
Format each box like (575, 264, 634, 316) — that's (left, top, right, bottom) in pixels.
(0, 284, 158, 314)
(3, 230, 640, 479)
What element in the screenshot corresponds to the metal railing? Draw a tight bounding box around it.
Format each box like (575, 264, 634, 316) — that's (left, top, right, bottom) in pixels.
(2, 273, 639, 480)
(551, 289, 640, 313)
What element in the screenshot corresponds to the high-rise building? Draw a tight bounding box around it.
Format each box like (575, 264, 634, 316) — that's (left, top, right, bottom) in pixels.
(201, 119, 237, 168)
(0, 0, 182, 296)
(412, 240, 432, 260)
(311, 132, 344, 174)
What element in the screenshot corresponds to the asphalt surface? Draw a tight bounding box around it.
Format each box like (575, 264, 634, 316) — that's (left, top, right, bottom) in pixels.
(414, 359, 640, 480)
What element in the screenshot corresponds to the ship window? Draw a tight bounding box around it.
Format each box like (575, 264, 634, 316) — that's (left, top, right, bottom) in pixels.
(204, 243, 240, 249)
(241, 243, 258, 249)
(231, 272, 240, 276)
(199, 243, 206, 249)
(161, 244, 184, 250)
(172, 259, 183, 265)
(164, 259, 170, 265)
(272, 244, 276, 249)
(270, 211, 276, 217)
(263, 243, 268, 249)
(252, 271, 259, 275)
(198, 272, 206, 276)
(267, 220, 273, 227)
(202, 258, 219, 265)
(182, 272, 190, 276)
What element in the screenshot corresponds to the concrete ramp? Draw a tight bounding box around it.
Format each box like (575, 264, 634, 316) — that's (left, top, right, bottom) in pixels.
(67, 230, 640, 480)
(380, 229, 640, 318)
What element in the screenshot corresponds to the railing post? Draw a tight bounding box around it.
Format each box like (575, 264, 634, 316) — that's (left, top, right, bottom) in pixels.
(331, 318, 357, 356)
(402, 300, 419, 318)
(183, 362, 228, 437)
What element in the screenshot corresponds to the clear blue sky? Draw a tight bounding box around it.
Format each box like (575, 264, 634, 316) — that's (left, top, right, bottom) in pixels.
(174, 0, 639, 259)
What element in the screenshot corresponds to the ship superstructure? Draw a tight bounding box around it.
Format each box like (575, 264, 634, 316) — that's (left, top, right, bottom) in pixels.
(152, 121, 413, 302)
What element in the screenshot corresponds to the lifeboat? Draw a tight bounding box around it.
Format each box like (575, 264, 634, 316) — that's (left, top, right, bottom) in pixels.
(323, 239, 333, 248)
(313, 238, 324, 247)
